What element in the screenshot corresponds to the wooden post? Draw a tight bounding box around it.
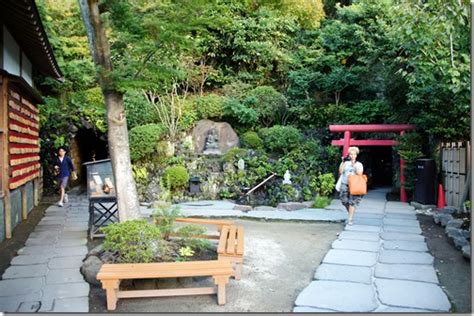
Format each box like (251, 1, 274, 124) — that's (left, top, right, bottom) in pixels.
(399, 131, 407, 203)
(21, 185, 27, 220)
(213, 276, 229, 305)
(102, 280, 120, 310)
(1, 75, 11, 238)
(343, 131, 351, 157)
(33, 178, 39, 206)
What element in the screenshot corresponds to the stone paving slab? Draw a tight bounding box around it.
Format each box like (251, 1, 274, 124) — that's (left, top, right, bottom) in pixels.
(26, 236, 58, 246)
(385, 201, 414, 209)
(2, 264, 48, 279)
(322, 249, 377, 267)
(293, 306, 338, 312)
(38, 299, 54, 312)
(0, 292, 42, 312)
(384, 213, 417, 220)
(382, 240, 428, 252)
(351, 218, 383, 226)
(375, 278, 450, 311)
(378, 250, 434, 265)
(380, 232, 425, 242)
(338, 231, 380, 242)
(63, 226, 88, 232)
(332, 239, 380, 252)
(295, 280, 378, 312)
(11, 255, 51, 265)
(48, 256, 85, 269)
(54, 246, 88, 257)
(18, 246, 55, 255)
(385, 208, 415, 215)
(34, 225, 63, 232)
(383, 225, 422, 234)
(344, 224, 381, 233)
(42, 283, 90, 301)
(59, 231, 88, 239)
(17, 301, 41, 312)
(0, 277, 44, 296)
(28, 231, 61, 239)
(314, 264, 372, 284)
(352, 212, 384, 219)
(383, 218, 420, 227)
(375, 305, 440, 312)
(46, 268, 86, 284)
(53, 297, 89, 312)
(57, 238, 87, 247)
(375, 263, 438, 283)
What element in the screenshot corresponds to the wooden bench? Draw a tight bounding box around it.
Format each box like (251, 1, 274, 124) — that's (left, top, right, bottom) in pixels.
(174, 218, 235, 239)
(217, 225, 244, 280)
(96, 260, 233, 310)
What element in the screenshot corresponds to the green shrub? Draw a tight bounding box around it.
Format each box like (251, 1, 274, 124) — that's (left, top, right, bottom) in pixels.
(241, 131, 263, 149)
(192, 94, 225, 120)
(176, 225, 212, 251)
(244, 86, 288, 126)
(152, 204, 181, 239)
(129, 124, 166, 161)
(222, 98, 259, 127)
(162, 166, 189, 191)
(313, 195, 332, 208)
(222, 147, 248, 163)
(101, 220, 165, 263)
(258, 125, 302, 153)
(315, 173, 336, 197)
(124, 91, 159, 129)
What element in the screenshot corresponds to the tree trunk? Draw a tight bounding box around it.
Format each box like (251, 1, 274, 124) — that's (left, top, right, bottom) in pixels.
(79, 0, 141, 221)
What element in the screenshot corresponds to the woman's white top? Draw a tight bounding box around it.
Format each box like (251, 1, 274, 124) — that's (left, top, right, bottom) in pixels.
(341, 161, 363, 184)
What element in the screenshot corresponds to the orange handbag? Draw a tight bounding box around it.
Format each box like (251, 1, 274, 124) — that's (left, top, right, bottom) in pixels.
(348, 174, 368, 195)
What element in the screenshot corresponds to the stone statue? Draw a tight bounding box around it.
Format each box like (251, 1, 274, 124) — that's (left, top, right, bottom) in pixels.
(282, 170, 292, 185)
(237, 158, 245, 171)
(203, 128, 221, 155)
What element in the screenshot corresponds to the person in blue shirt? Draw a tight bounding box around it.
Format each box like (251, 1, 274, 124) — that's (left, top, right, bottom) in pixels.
(53, 147, 76, 207)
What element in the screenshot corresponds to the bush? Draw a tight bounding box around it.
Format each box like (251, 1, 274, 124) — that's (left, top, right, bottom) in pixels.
(162, 166, 189, 191)
(101, 220, 165, 263)
(315, 173, 336, 197)
(129, 124, 166, 161)
(241, 131, 263, 149)
(124, 91, 159, 129)
(222, 98, 259, 127)
(244, 86, 288, 126)
(313, 195, 332, 208)
(192, 94, 225, 120)
(258, 125, 302, 153)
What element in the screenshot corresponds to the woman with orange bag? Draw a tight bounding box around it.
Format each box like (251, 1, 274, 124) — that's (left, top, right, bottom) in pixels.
(338, 146, 364, 225)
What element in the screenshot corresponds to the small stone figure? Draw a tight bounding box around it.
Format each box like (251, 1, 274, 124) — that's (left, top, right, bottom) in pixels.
(283, 170, 292, 185)
(237, 158, 245, 171)
(203, 128, 221, 155)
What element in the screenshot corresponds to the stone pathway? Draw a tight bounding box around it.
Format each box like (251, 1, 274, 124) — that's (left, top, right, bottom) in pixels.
(293, 188, 452, 312)
(0, 193, 90, 312)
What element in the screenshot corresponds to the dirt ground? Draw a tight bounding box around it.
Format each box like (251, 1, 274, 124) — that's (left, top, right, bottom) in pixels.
(417, 214, 472, 313)
(0, 199, 471, 313)
(88, 219, 344, 312)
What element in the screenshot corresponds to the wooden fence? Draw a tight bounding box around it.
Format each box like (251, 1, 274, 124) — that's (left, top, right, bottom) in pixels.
(441, 141, 471, 208)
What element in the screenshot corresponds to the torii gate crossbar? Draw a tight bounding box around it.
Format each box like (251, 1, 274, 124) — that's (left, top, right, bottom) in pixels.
(329, 124, 416, 202)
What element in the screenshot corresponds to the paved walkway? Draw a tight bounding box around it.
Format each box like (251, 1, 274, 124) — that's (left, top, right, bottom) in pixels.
(0, 188, 452, 312)
(0, 194, 90, 312)
(293, 188, 452, 312)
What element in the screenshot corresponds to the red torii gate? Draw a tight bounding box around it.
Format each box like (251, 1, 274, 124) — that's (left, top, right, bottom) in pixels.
(329, 124, 416, 202)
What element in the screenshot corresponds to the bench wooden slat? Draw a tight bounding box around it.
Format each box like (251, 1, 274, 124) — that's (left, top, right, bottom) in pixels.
(236, 226, 244, 255)
(99, 260, 227, 271)
(98, 268, 232, 280)
(217, 226, 229, 254)
(226, 226, 237, 254)
(175, 218, 234, 227)
(117, 287, 216, 299)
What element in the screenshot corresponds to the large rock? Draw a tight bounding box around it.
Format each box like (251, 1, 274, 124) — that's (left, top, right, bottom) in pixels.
(192, 120, 239, 154)
(277, 202, 307, 211)
(80, 256, 103, 286)
(462, 245, 471, 259)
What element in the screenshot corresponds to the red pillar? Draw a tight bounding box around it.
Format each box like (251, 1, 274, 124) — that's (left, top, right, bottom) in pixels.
(343, 131, 351, 157)
(399, 131, 407, 202)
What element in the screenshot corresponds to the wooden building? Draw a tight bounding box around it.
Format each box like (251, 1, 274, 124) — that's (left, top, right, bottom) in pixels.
(0, 0, 63, 242)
